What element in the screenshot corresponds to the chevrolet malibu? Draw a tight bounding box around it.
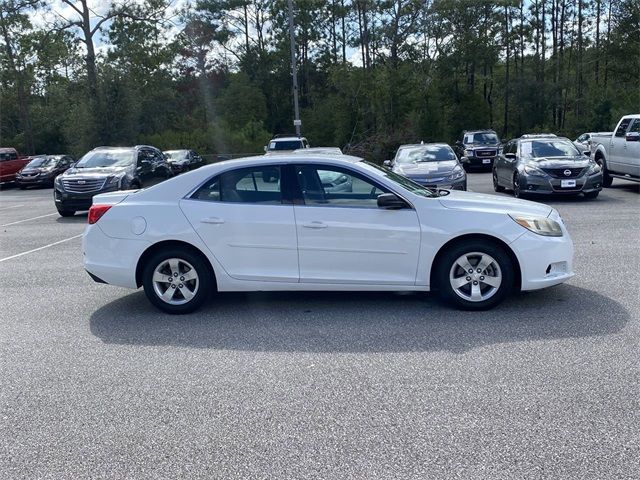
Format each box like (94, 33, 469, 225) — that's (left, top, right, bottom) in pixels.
(83, 155, 574, 314)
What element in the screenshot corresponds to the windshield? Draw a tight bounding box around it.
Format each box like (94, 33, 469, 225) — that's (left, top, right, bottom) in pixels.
(464, 132, 499, 144)
(26, 157, 55, 168)
(269, 140, 303, 151)
(396, 145, 457, 164)
(164, 150, 188, 160)
(76, 149, 135, 168)
(521, 140, 580, 159)
(363, 162, 437, 198)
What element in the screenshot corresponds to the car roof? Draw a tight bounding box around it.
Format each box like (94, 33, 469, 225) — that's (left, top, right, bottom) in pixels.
(398, 143, 451, 149)
(463, 130, 497, 134)
(214, 154, 362, 167)
(164, 149, 188, 153)
(293, 147, 342, 154)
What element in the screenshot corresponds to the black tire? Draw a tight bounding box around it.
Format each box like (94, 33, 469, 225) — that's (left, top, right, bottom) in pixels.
(513, 173, 525, 198)
(142, 247, 212, 314)
(493, 171, 505, 192)
(596, 155, 613, 187)
(434, 240, 515, 310)
(57, 208, 75, 217)
(583, 190, 599, 199)
(18, 185, 26, 190)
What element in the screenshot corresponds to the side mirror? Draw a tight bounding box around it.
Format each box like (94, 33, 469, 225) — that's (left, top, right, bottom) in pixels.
(625, 132, 640, 142)
(505, 153, 516, 160)
(383, 160, 392, 167)
(263, 146, 268, 152)
(460, 156, 469, 163)
(455, 140, 462, 146)
(69, 162, 77, 168)
(377, 193, 408, 209)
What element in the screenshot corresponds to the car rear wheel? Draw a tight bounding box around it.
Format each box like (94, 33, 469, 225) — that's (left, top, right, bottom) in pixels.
(492, 171, 504, 192)
(142, 248, 211, 314)
(435, 240, 515, 310)
(57, 208, 75, 217)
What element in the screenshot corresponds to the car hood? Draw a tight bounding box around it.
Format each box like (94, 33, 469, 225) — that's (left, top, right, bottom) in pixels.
(527, 157, 590, 168)
(62, 166, 129, 177)
(394, 160, 459, 177)
(437, 190, 553, 217)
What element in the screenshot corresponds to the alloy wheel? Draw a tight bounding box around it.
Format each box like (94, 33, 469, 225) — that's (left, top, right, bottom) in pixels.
(152, 257, 199, 305)
(449, 252, 502, 302)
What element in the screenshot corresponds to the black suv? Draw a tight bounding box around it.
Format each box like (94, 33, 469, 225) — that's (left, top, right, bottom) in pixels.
(454, 130, 502, 170)
(54, 145, 172, 217)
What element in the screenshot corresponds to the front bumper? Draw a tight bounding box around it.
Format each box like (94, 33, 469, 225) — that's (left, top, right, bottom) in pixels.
(518, 172, 603, 195)
(464, 156, 496, 168)
(16, 174, 56, 186)
(169, 163, 189, 173)
(511, 227, 575, 291)
(54, 184, 119, 211)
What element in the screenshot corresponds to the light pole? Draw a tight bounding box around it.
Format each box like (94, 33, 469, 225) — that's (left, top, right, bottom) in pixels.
(287, 0, 301, 136)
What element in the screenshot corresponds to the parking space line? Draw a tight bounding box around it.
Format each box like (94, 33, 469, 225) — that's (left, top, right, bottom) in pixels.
(0, 204, 25, 211)
(1, 212, 58, 227)
(0, 234, 83, 263)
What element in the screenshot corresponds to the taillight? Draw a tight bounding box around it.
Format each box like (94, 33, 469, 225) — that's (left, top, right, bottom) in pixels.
(88, 204, 112, 224)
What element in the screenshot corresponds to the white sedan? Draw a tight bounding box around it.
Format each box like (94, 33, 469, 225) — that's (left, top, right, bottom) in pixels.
(83, 154, 574, 314)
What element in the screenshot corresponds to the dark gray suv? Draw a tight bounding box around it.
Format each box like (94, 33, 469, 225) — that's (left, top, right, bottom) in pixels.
(54, 145, 173, 216)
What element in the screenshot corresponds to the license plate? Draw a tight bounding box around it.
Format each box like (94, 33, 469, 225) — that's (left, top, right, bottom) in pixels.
(561, 179, 576, 188)
(482, 159, 491, 164)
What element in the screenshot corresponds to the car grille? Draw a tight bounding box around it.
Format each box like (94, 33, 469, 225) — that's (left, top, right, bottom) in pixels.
(61, 178, 106, 192)
(21, 172, 39, 178)
(476, 149, 497, 157)
(542, 167, 586, 178)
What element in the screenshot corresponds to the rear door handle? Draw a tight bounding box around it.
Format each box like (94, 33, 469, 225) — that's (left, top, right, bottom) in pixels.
(201, 217, 225, 224)
(301, 221, 327, 229)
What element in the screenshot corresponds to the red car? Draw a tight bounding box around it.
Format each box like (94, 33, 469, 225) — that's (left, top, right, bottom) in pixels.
(0, 148, 30, 183)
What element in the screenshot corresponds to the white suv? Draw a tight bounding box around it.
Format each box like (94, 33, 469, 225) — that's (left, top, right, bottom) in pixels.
(265, 135, 309, 153)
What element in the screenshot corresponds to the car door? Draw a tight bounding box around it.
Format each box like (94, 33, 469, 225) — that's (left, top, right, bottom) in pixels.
(179, 164, 299, 282)
(620, 118, 640, 175)
(135, 149, 154, 185)
(496, 141, 513, 183)
(609, 117, 632, 170)
(293, 164, 421, 285)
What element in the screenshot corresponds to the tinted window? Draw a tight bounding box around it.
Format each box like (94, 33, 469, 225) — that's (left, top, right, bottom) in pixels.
(269, 140, 303, 151)
(0, 151, 18, 161)
(465, 132, 499, 144)
(615, 119, 632, 137)
(628, 119, 640, 134)
(193, 166, 282, 204)
(26, 157, 54, 167)
(296, 165, 389, 208)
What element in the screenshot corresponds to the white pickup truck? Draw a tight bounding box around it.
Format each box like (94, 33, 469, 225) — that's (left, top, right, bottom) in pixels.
(590, 114, 640, 186)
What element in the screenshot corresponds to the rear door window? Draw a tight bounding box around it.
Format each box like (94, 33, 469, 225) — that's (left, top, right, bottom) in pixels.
(192, 166, 282, 204)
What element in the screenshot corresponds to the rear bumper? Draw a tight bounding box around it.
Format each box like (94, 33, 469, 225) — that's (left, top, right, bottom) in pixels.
(82, 224, 150, 289)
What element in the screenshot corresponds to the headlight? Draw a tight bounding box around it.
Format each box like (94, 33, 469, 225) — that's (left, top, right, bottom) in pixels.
(54, 175, 63, 186)
(509, 215, 563, 237)
(588, 162, 601, 174)
(448, 167, 465, 180)
(105, 174, 124, 187)
(523, 164, 546, 176)
(463, 149, 473, 156)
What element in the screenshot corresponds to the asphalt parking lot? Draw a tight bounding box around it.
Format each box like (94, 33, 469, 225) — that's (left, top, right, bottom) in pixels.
(1, 173, 639, 479)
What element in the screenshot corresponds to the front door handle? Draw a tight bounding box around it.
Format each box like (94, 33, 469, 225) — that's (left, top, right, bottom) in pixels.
(201, 217, 225, 224)
(301, 221, 328, 229)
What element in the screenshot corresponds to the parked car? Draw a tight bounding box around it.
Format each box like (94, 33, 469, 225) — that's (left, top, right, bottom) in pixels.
(590, 115, 640, 186)
(493, 135, 603, 199)
(0, 147, 30, 183)
(15, 155, 74, 189)
(83, 154, 574, 314)
(54, 145, 172, 217)
(265, 135, 310, 153)
(574, 132, 611, 153)
(384, 143, 466, 190)
(454, 130, 501, 170)
(163, 149, 204, 174)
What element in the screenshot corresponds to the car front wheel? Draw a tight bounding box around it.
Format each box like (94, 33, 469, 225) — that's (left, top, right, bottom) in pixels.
(142, 248, 211, 314)
(435, 240, 515, 310)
